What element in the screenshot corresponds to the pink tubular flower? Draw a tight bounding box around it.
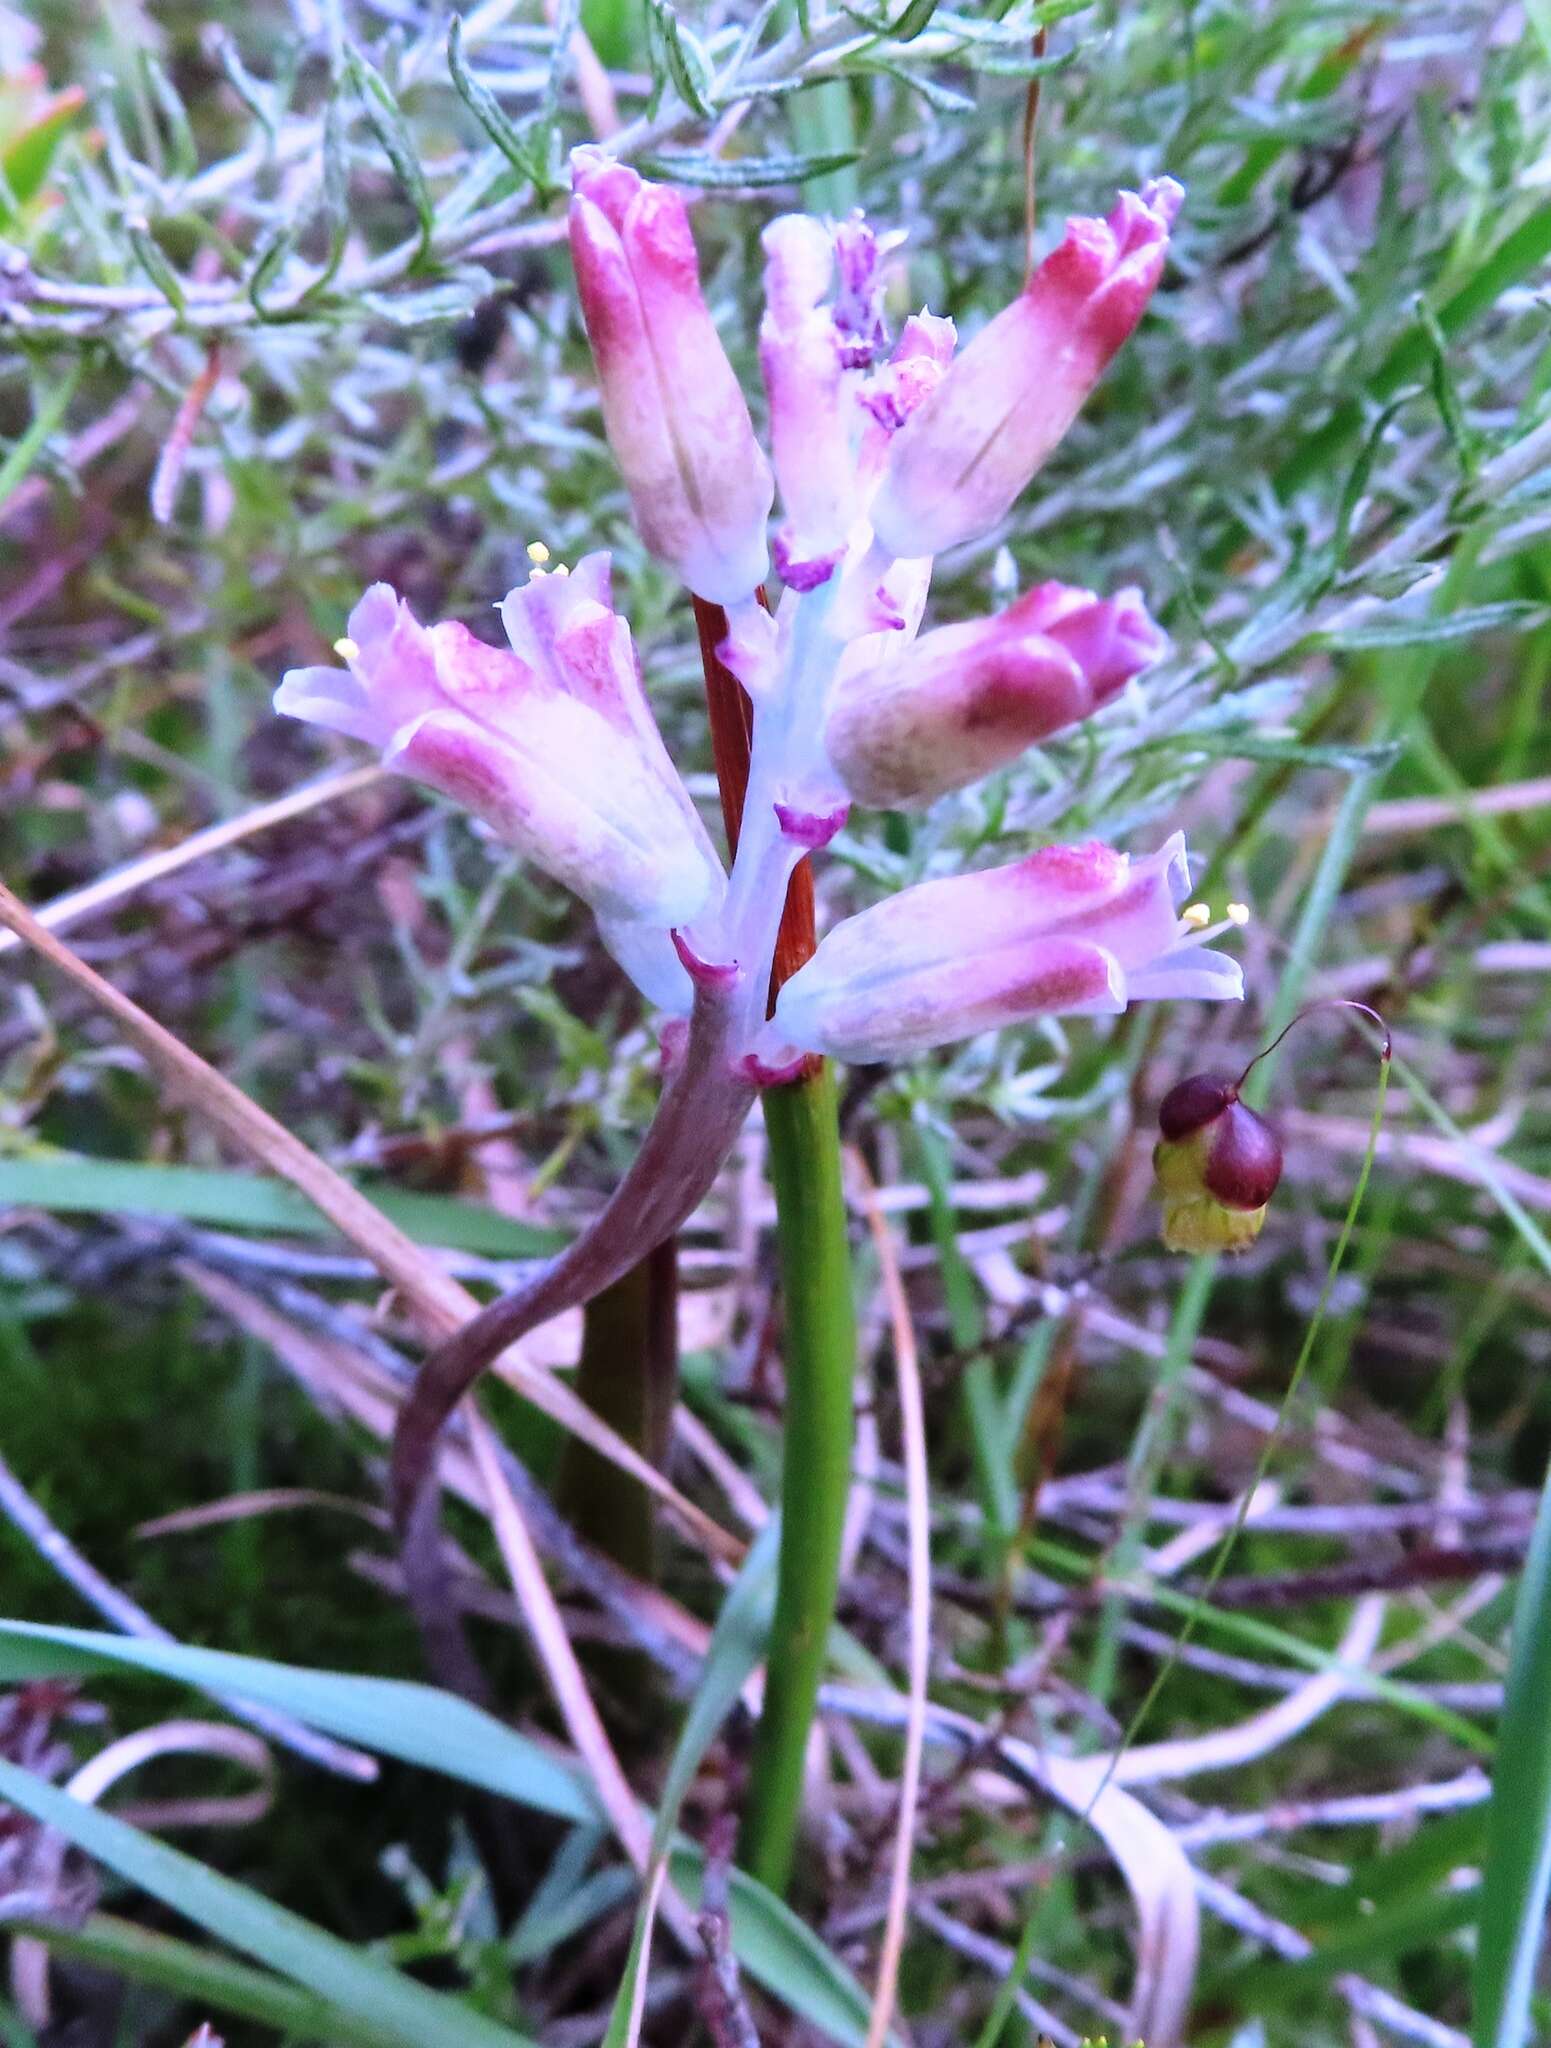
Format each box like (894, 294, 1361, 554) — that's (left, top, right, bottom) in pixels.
(867, 179, 1183, 561)
(275, 554, 724, 1005)
(769, 834, 1241, 1062)
(824, 581, 1167, 808)
(567, 148, 773, 605)
(760, 213, 856, 590)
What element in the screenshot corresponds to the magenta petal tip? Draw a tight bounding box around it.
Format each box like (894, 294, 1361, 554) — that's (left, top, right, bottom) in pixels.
(738, 1049, 812, 1089)
(773, 799, 850, 850)
(671, 927, 741, 990)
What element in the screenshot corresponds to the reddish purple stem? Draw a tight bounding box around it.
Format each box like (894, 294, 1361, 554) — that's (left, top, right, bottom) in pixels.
(1234, 998, 1392, 1092)
(388, 982, 755, 1703)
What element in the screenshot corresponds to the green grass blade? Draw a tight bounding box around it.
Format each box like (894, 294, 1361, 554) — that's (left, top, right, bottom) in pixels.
(20, 1913, 400, 2046)
(0, 1617, 879, 2046)
(1472, 1456, 1551, 2048)
(595, 1522, 887, 2048)
(599, 1520, 780, 2047)
(1273, 200, 1551, 501)
(0, 1153, 563, 1256)
(0, 1620, 595, 1823)
(0, 1758, 535, 2048)
(0, 365, 83, 517)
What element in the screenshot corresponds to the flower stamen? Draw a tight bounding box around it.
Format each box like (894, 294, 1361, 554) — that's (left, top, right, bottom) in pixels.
(1179, 898, 1252, 947)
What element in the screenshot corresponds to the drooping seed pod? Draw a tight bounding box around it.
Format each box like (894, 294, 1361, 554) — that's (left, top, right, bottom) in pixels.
(1152, 1071, 1283, 1254)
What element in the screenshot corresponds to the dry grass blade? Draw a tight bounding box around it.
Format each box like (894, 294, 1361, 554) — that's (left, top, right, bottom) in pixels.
(0, 766, 384, 960)
(462, 1414, 698, 1948)
(852, 1152, 931, 2048)
(177, 1262, 486, 1515)
(136, 1489, 388, 1540)
(1360, 773, 1551, 837)
(150, 343, 224, 525)
(1111, 1594, 1387, 1786)
(175, 1266, 686, 1934)
(988, 1750, 1199, 2046)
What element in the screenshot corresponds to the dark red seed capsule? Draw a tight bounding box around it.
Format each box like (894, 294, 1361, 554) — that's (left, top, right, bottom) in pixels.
(1157, 1072, 1239, 1142)
(1200, 1098, 1283, 1210)
(1153, 1073, 1285, 1254)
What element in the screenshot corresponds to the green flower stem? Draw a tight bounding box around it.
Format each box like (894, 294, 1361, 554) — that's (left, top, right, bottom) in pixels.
(739, 1059, 857, 1898)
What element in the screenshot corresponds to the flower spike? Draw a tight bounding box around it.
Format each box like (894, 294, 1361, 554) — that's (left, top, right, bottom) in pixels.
(268, 165, 1259, 1744)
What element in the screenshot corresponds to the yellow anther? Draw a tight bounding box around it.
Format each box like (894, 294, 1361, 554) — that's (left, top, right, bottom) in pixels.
(1181, 902, 1211, 929)
(333, 635, 360, 661)
(526, 541, 551, 566)
(1226, 901, 1251, 926)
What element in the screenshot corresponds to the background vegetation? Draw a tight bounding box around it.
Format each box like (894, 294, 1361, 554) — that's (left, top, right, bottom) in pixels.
(1, 0, 1550, 2043)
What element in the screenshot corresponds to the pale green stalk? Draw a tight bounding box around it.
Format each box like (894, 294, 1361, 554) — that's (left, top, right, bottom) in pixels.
(739, 1062, 857, 1896)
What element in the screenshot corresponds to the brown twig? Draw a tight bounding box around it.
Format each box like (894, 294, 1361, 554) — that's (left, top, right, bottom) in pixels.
(150, 344, 224, 526)
(1189, 1539, 1533, 1611)
(0, 765, 384, 962)
(693, 1814, 761, 2048)
(1021, 26, 1049, 278)
(852, 1153, 930, 2048)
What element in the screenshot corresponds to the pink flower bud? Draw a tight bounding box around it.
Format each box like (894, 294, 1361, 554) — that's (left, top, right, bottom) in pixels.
(568, 148, 773, 604)
(760, 214, 855, 591)
(825, 580, 1166, 808)
(868, 179, 1183, 560)
(275, 556, 724, 943)
(856, 313, 956, 489)
(770, 832, 1240, 1062)
(859, 311, 956, 434)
